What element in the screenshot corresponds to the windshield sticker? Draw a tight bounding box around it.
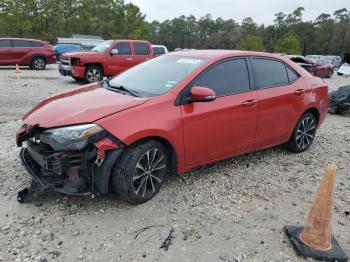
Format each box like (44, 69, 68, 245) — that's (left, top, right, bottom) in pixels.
(165, 81, 177, 88)
(176, 58, 202, 64)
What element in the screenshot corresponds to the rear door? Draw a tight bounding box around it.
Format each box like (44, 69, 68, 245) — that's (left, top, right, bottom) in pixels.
(181, 57, 258, 166)
(132, 42, 152, 64)
(11, 40, 33, 64)
(251, 57, 308, 148)
(0, 39, 13, 65)
(106, 42, 135, 76)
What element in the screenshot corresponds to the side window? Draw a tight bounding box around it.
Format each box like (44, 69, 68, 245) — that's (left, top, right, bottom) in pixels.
(286, 66, 299, 83)
(134, 43, 150, 55)
(13, 40, 33, 48)
(0, 39, 12, 48)
(190, 58, 250, 97)
(153, 47, 165, 54)
(252, 58, 289, 88)
(115, 43, 131, 55)
(32, 41, 44, 47)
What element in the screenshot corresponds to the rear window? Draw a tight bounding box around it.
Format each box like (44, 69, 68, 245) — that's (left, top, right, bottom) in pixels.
(134, 43, 150, 55)
(32, 41, 44, 47)
(0, 39, 12, 48)
(286, 67, 299, 83)
(13, 40, 33, 48)
(252, 58, 289, 88)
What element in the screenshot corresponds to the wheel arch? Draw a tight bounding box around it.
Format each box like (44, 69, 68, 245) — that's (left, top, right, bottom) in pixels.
(84, 63, 105, 75)
(124, 136, 179, 177)
(286, 107, 320, 142)
(302, 107, 320, 124)
(31, 55, 47, 63)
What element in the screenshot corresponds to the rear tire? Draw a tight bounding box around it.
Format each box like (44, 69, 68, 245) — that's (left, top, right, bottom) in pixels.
(31, 57, 46, 70)
(286, 113, 317, 153)
(83, 65, 103, 83)
(112, 140, 169, 204)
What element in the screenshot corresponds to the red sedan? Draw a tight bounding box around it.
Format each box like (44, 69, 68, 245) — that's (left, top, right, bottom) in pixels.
(16, 50, 328, 204)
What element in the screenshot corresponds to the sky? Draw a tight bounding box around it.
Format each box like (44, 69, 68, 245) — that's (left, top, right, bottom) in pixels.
(128, 0, 348, 24)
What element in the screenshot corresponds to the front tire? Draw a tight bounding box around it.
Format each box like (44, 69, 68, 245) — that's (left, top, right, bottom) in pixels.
(31, 57, 46, 70)
(286, 113, 317, 153)
(112, 140, 169, 204)
(83, 65, 103, 83)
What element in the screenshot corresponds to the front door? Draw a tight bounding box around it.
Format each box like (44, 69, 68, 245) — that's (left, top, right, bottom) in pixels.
(181, 58, 258, 166)
(106, 42, 135, 76)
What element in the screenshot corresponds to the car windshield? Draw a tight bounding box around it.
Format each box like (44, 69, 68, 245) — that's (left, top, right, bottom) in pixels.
(108, 55, 207, 97)
(92, 40, 113, 53)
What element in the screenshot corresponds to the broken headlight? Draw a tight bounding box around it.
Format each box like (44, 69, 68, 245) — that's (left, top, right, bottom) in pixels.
(40, 124, 103, 150)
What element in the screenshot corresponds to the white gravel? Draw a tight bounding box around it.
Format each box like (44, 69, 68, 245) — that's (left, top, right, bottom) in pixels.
(0, 65, 349, 262)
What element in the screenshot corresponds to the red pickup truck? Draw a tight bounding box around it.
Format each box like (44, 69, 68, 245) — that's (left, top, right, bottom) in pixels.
(59, 40, 154, 83)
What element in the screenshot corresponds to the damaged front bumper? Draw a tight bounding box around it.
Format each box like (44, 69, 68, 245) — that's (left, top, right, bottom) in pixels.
(16, 125, 124, 203)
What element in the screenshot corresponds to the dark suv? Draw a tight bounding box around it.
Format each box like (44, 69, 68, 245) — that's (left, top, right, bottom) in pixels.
(0, 38, 56, 70)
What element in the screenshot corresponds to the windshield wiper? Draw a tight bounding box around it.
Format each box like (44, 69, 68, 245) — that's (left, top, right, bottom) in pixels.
(99, 79, 140, 97)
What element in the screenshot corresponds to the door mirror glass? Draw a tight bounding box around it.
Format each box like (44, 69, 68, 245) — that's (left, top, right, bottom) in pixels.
(190, 86, 216, 102)
(110, 49, 119, 55)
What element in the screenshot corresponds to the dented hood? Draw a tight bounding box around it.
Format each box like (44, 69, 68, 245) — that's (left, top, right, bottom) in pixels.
(23, 83, 149, 128)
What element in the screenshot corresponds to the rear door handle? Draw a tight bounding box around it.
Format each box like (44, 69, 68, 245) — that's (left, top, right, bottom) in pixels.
(294, 89, 306, 96)
(242, 99, 258, 107)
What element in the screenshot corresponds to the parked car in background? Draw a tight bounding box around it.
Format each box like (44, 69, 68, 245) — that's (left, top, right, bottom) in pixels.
(287, 56, 316, 75)
(54, 44, 81, 60)
(287, 56, 333, 78)
(323, 55, 342, 68)
(152, 45, 168, 57)
(59, 39, 154, 83)
(314, 59, 334, 78)
(337, 63, 350, 76)
(305, 55, 323, 61)
(0, 38, 56, 70)
(17, 50, 328, 203)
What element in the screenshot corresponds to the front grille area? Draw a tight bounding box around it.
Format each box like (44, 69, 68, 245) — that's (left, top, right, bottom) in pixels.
(27, 140, 83, 175)
(59, 57, 70, 66)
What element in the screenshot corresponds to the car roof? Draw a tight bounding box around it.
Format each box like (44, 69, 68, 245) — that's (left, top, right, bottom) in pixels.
(0, 37, 44, 42)
(166, 49, 286, 60)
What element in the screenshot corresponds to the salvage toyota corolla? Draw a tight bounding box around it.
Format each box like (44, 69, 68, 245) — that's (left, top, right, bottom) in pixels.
(16, 50, 329, 204)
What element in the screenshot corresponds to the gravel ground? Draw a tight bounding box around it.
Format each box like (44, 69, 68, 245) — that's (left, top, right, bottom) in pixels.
(0, 65, 349, 262)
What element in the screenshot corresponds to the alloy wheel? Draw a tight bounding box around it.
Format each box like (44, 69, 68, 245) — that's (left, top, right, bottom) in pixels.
(132, 148, 166, 198)
(296, 116, 316, 150)
(33, 58, 45, 70)
(86, 68, 101, 82)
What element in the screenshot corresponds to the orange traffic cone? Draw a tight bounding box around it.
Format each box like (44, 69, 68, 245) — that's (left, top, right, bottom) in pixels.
(15, 64, 20, 73)
(284, 164, 348, 261)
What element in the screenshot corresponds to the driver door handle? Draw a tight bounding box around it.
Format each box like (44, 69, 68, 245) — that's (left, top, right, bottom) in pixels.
(242, 99, 258, 107)
(126, 57, 133, 61)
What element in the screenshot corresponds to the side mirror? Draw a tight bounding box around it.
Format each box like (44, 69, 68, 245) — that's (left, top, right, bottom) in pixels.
(110, 49, 119, 55)
(190, 86, 216, 102)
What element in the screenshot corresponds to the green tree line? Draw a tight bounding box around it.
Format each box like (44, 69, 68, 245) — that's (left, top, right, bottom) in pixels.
(0, 1, 349, 55)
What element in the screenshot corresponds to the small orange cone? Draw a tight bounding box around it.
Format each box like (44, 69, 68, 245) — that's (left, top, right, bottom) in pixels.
(15, 64, 20, 73)
(284, 164, 348, 261)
